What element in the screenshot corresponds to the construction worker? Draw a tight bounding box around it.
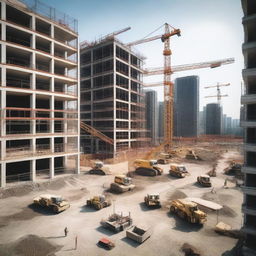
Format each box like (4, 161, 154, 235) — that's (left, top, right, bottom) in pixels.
(224, 178, 228, 187)
(64, 227, 68, 237)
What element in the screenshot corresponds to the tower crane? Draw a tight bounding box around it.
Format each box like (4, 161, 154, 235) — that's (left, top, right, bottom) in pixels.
(128, 23, 234, 153)
(205, 83, 230, 104)
(128, 23, 180, 151)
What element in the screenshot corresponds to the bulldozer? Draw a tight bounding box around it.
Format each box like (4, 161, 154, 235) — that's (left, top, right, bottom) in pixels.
(197, 175, 212, 187)
(169, 164, 189, 178)
(170, 199, 207, 224)
(89, 161, 110, 175)
(33, 194, 70, 213)
(110, 175, 135, 193)
(134, 159, 163, 176)
(144, 194, 161, 207)
(157, 153, 171, 164)
(86, 195, 111, 210)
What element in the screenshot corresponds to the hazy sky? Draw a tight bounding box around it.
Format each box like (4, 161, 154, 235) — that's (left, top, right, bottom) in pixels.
(44, 0, 243, 118)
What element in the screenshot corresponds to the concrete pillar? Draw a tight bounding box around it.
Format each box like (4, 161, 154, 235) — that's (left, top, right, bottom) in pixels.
(50, 95, 54, 133)
(30, 93, 36, 134)
(50, 77, 54, 92)
(0, 90, 6, 138)
(113, 42, 117, 155)
(50, 157, 54, 179)
(31, 15, 36, 30)
(75, 154, 80, 174)
(0, 162, 6, 188)
(30, 159, 36, 182)
(1, 1, 6, 21)
(1, 139, 6, 160)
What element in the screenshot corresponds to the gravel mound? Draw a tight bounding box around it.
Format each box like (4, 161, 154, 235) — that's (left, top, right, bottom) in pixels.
(0, 234, 62, 256)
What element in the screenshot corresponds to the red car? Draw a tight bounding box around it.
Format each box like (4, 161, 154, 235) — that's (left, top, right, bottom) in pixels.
(98, 237, 115, 250)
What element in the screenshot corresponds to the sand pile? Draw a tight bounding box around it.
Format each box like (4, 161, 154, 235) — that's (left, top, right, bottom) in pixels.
(0, 234, 61, 256)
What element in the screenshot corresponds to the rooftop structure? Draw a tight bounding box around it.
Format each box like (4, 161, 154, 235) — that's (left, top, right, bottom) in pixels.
(0, 0, 80, 187)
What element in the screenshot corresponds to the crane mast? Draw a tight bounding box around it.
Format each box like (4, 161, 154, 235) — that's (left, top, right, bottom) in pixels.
(163, 23, 173, 151)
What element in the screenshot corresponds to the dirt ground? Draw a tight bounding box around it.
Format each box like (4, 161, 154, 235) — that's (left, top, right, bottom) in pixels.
(0, 144, 244, 256)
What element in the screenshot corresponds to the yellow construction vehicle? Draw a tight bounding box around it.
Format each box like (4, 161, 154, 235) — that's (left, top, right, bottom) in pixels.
(144, 194, 161, 207)
(110, 175, 135, 193)
(33, 194, 70, 213)
(197, 175, 212, 187)
(169, 164, 189, 178)
(89, 161, 110, 175)
(86, 195, 111, 210)
(134, 159, 163, 176)
(170, 199, 207, 224)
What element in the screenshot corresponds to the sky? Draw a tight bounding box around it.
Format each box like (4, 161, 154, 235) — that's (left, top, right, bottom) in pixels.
(44, 0, 244, 119)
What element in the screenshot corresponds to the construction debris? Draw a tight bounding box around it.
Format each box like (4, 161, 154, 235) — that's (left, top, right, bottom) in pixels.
(215, 222, 242, 239)
(100, 213, 132, 233)
(126, 225, 152, 243)
(181, 243, 201, 256)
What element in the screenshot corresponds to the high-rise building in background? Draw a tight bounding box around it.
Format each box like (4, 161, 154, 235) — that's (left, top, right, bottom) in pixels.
(241, 0, 256, 253)
(205, 103, 222, 135)
(0, 0, 80, 187)
(199, 107, 206, 135)
(174, 76, 199, 137)
(158, 101, 164, 142)
(145, 90, 158, 145)
(80, 37, 147, 157)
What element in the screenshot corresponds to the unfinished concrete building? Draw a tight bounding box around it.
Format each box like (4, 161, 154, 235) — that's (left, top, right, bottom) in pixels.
(80, 37, 147, 157)
(145, 89, 158, 146)
(241, 0, 256, 252)
(0, 0, 80, 187)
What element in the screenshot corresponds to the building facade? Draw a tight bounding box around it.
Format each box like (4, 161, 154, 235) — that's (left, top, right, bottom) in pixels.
(145, 89, 158, 145)
(80, 38, 147, 157)
(205, 103, 222, 135)
(174, 76, 199, 137)
(158, 101, 164, 143)
(0, 0, 80, 187)
(241, 0, 256, 252)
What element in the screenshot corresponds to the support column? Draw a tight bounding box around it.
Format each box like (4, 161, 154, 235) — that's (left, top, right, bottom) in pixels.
(30, 159, 36, 182)
(30, 93, 36, 134)
(128, 53, 131, 149)
(113, 42, 117, 156)
(1, 139, 6, 161)
(75, 154, 80, 174)
(1, 1, 6, 21)
(50, 157, 54, 179)
(0, 162, 6, 188)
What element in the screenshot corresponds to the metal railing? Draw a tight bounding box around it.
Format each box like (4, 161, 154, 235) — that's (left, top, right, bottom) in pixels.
(19, 0, 78, 33)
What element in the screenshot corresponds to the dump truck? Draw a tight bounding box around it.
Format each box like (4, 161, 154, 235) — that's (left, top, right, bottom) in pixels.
(89, 161, 110, 175)
(100, 213, 132, 233)
(197, 175, 212, 187)
(169, 164, 189, 178)
(144, 194, 161, 207)
(110, 175, 135, 193)
(170, 199, 207, 224)
(126, 225, 152, 243)
(33, 194, 70, 213)
(134, 159, 163, 176)
(86, 195, 111, 210)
